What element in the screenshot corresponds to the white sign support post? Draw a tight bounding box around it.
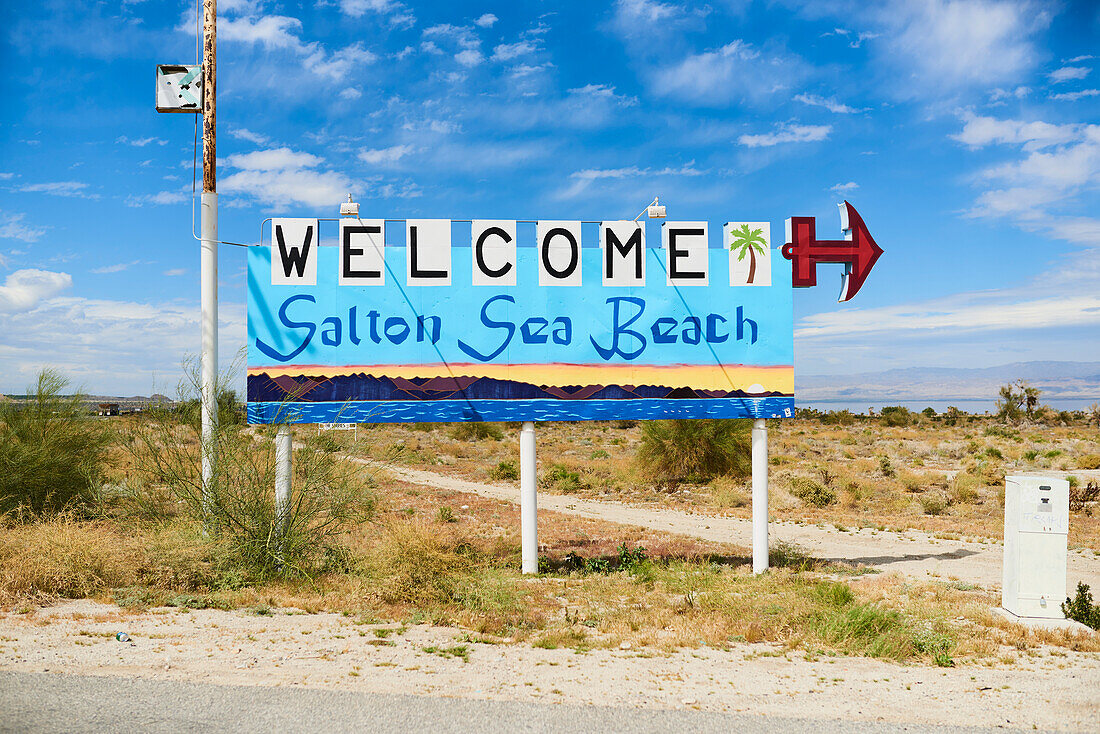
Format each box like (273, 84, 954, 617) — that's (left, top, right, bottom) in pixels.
(199, 0, 218, 518)
(275, 424, 292, 555)
(752, 418, 769, 574)
(520, 421, 538, 574)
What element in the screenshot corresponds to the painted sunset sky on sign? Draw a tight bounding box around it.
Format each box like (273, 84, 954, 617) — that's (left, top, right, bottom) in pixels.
(2, 1, 1099, 395)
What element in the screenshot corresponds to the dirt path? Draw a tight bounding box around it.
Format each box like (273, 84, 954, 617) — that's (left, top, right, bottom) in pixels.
(368, 462, 1100, 590)
(1, 601, 1097, 732)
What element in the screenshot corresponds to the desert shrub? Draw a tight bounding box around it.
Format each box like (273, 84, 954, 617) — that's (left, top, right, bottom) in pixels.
(0, 370, 110, 518)
(130, 410, 378, 580)
(820, 410, 856, 426)
(920, 492, 951, 516)
(1062, 582, 1100, 630)
(789, 476, 837, 507)
(612, 419, 637, 429)
(983, 425, 1019, 440)
(488, 460, 519, 481)
(635, 419, 750, 490)
(1069, 481, 1099, 515)
(307, 431, 341, 453)
(1077, 454, 1100, 470)
(880, 406, 911, 427)
(366, 520, 484, 607)
(589, 449, 610, 459)
(540, 463, 587, 493)
(879, 456, 896, 477)
(950, 473, 981, 504)
(1023, 449, 1039, 461)
(449, 422, 504, 441)
(983, 446, 1003, 460)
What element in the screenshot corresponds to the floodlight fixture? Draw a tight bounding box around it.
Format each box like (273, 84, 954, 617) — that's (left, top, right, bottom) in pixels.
(340, 193, 359, 217)
(634, 196, 666, 222)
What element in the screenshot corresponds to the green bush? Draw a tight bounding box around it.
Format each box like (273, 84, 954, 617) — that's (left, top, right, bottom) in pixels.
(880, 406, 911, 427)
(540, 463, 587, 493)
(308, 431, 341, 453)
(789, 476, 837, 507)
(130, 405, 377, 579)
(1062, 582, 1100, 630)
(449, 422, 504, 441)
(920, 493, 950, 516)
(488, 460, 519, 481)
(879, 456, 896, 477)
(0, 370, 110, 517)
(635, 419, 750, 490)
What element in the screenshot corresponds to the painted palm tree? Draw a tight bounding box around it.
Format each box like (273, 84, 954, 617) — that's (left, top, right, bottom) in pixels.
(729, 224, 768, 284)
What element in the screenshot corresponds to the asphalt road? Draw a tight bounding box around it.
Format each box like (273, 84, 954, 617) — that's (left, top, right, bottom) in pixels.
(0, 672, 1010, 733)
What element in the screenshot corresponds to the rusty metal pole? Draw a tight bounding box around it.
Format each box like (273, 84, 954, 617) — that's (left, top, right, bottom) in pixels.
(199, 0, 218, 515)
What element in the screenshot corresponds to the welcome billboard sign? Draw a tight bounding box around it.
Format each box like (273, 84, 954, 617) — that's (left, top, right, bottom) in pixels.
(246, 217, 794, 424)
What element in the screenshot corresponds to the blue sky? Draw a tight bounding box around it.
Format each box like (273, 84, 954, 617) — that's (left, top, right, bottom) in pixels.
(1, 0, 1099, 396)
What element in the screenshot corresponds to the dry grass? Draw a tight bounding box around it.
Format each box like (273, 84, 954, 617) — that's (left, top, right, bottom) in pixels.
(3, 470, 1097, 665)
(2, 415, 1097, 666)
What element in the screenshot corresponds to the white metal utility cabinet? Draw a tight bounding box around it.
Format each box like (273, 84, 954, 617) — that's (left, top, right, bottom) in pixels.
(1002, 475, 1070, 619)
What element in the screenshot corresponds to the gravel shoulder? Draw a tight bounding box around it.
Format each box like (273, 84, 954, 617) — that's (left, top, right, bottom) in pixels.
(1, 600, 1098, 732)
(375, 463, 1100, 589)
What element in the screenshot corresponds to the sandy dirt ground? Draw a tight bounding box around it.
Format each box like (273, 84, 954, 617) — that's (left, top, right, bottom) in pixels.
(376, 463, 1100, 590)
(0, 600, 1097, 732)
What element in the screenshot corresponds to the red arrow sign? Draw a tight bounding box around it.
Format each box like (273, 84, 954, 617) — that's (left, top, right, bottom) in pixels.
(781, 201, 883, 302)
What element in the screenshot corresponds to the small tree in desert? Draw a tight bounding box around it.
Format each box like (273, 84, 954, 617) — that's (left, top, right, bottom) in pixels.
(729, 224, 768, 284)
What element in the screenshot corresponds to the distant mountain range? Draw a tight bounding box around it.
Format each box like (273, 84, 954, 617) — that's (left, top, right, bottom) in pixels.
(797, 361, 1100, 402)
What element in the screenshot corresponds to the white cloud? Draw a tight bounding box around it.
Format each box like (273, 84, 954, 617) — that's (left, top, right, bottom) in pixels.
(989, 86, 1030, 102)
(608, 0, 702, 38)
(1049, 65, 1090, 83)
(125, 190, 189, 207)
(221, 147, 355, 209)
(455, 49, 484, 67)
(18, 181, 91, 197)
(0, 269, 72, 312)
(793, 93, 865, 113)
(337, 0, 415, 28)
(792, 0, 1053, 95)
(339, 87, 363, 100)
(423, 23, 484, 67)
(796, 292, 1100, 340)
(950, 113, 1079, 150)
(474, 13, 497, 28)
(738, 122, 831, 147)
(651, 40, 807, 106)
(229, 127, 270, 146)
(304, 42, 377, 81)
(492, 40, 537, 62)
(559, 162, 704, 198)
(215, 13, 379, 82)
(115, 135, 165, 147)
(0, 211, 46, 242)
(0, 173, 14, 180)
(163, 268, 187, 276)
(91, 261, 140, 275)
(829, 182, 859, 194)
(219, 14, 304, 50)
(226, 148, 322, 171)
(0, 291, 245, 395)
(1050, 89, 1100, 102)
(358, 144, 416, 165)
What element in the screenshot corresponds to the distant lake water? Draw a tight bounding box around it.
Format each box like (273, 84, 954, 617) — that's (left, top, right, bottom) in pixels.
(798, 398, 1099, 415)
